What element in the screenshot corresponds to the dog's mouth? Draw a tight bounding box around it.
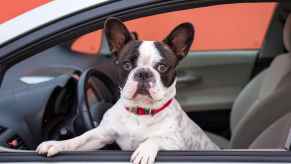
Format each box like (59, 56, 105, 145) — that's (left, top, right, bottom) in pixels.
(132, 82, 152, 99)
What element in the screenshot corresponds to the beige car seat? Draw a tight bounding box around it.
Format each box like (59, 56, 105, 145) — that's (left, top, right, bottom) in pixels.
(208, 14, 291, 149)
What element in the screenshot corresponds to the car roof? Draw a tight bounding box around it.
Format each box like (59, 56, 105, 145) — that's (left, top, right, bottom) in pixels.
(0, 0, 110, 46)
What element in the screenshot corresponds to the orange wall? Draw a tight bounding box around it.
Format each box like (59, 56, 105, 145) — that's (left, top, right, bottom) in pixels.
(0, 0, 51, 23)
(72, 3, 276, 54)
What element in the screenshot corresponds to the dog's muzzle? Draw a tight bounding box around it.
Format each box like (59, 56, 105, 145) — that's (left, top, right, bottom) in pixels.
(133, 68, 154, 96)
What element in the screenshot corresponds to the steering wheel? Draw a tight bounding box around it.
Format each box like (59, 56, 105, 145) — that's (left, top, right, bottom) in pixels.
(77, 68, 116, 131)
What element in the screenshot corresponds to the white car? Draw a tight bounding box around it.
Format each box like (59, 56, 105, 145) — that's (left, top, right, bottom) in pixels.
(0, 0, 291, 163)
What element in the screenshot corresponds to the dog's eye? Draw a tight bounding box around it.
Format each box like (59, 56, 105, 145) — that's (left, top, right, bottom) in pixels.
(123, 62, 133, 71)
(157, 64, 168, 73)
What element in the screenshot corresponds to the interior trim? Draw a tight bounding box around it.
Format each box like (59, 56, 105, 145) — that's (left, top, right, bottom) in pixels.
(0, 151, 291, 162)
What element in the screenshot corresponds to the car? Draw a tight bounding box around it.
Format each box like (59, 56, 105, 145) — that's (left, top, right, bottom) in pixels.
(0, 0, 291, 163)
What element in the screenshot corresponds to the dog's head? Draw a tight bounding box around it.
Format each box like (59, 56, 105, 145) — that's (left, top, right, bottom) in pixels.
(104, 18, 194, 108)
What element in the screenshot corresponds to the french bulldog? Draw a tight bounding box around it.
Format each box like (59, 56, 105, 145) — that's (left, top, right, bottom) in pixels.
(36, 17, 219, 164)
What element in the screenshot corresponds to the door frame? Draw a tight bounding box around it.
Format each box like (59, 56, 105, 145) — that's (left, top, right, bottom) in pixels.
(1, 151, 291, 163)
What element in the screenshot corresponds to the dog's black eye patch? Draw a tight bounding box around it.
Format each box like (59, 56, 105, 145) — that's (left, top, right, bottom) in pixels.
(116, 41, 141, 88)
(153, 42, 178, 87)
(119, 49, 139, 71)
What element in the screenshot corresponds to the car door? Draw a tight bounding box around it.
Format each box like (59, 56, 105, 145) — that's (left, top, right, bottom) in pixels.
(0, 0, 290, 164)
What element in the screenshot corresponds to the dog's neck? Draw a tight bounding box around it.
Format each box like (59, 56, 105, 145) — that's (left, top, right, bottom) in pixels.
(125, 98, 173, 116)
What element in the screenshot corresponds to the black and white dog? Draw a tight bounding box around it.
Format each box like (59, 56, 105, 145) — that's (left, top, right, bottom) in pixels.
(37, 18, 219, 164)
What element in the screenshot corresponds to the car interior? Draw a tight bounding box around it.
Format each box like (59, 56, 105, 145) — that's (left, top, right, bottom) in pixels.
(0, 1, 291, 153)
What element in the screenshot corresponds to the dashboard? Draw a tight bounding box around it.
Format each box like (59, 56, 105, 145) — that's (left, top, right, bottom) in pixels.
(0, 74, 82, 149)
(0, 65, 118, 150)
(0, 46, 120, 150)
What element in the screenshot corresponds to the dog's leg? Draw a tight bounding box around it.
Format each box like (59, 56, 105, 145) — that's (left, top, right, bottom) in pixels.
(131, 137, 180, 164)
(36, 126, 115, 157)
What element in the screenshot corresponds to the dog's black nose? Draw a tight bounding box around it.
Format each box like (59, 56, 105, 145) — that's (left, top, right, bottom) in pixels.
(134, 68, 153, 82)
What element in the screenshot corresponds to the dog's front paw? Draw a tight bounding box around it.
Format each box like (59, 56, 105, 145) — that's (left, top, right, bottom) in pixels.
(36, 141, 65, 157)
(131, 141, 159, 164)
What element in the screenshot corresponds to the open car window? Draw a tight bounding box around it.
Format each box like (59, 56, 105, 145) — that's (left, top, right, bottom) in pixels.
(71, 3, 276, 55)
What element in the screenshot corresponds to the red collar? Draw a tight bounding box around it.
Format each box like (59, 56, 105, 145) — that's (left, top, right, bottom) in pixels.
(126, 99, 173, 116)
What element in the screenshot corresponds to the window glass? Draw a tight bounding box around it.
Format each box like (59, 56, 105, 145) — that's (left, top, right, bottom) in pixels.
(71, 2, 276, 55)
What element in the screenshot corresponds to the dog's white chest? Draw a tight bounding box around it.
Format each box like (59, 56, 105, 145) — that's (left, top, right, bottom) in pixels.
(114, 111, 162, 150)
(106, 100, 219, 151)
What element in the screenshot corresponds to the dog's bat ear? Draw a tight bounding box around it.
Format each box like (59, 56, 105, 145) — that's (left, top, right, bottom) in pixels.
(163, 23, 195, 60)
(104, 17, 134, 57)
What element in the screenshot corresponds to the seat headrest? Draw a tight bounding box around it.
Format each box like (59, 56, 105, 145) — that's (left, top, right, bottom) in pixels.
(284, 14, 291, 51)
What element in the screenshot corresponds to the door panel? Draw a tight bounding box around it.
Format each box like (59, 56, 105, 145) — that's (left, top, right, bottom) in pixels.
(1, 151, 290, 163)
(176, 50, 257, 112)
